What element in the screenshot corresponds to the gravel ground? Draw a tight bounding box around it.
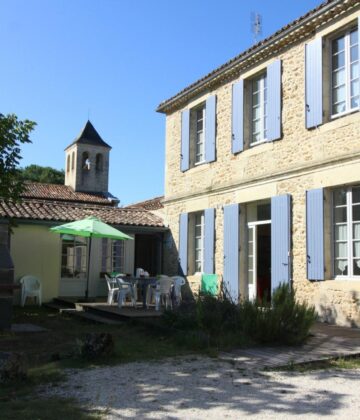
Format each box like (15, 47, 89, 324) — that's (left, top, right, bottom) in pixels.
(43, 356, 360, 419)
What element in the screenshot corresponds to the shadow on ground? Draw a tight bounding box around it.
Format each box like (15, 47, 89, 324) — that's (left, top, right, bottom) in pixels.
(43, 357, 357, 418)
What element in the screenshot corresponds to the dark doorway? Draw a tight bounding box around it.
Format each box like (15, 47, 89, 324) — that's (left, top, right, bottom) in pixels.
(256, 224, 271, 302)
(134, 234, 162, 276)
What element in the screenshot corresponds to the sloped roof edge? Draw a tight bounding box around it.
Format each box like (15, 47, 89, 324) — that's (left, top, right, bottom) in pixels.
(156, 0, 358, 114)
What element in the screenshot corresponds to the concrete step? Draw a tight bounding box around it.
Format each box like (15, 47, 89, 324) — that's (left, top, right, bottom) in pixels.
(43, 302, 73, 312)
(67, 309, 123, 325)
(53, 297, 77, 309)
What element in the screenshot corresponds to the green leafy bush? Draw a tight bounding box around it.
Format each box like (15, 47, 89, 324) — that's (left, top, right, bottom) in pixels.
(163, 283, 316, 348)
(239, 284, 317, 345)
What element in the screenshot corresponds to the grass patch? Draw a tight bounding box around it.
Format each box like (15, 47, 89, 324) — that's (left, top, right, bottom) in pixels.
(267, 355, 360, 372)
(1, 305, 206, 419)
(0, 362, 101, 420)
(0, 396, 101, 420)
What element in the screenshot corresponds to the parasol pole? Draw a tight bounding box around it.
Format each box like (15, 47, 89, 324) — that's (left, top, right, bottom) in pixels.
(85, 235, 92, 299)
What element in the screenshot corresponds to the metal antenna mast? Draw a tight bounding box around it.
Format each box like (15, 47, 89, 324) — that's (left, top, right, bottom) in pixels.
(251, 12, 262, 44)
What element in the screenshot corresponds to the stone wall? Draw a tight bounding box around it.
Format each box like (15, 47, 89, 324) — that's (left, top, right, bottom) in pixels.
(162, 9, 360, 326)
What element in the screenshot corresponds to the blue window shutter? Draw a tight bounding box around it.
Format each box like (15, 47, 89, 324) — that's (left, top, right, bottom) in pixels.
(205, 95, 216, 163)
(223, 204, 240, 303)
(204, 208, 215, 274)
(271, 194, 291, 293)
(305, 37, 323, 129)
(267, 60, 282, 141)
(232, 80, 244, 153)
(306, 188, 325, 280)
(179, 213, 188, 275)
(181, 110, 190, 172)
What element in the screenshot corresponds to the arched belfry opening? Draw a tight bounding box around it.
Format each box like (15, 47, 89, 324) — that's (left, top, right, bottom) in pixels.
(96, 153, 103, 171)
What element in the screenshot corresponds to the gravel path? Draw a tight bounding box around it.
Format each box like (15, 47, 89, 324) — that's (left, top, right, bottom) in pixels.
(43, 356, 360, 419)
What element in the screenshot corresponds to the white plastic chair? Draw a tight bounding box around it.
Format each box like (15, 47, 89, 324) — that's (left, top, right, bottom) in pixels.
(116, 277, 136, 308)
(135, 267, 144, 277)
(20, 275, 42, 307)
(154, 277, 173, 311)
(146, 275, 169, 307)
(105, 274, 119, 305)
(171, 276, 186, 306)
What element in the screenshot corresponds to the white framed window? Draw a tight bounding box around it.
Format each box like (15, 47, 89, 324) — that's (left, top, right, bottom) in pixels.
(333, 186, 360, 277)
(251, 72, 267, 145)
(194, 212, 204, 273)
(195, 105, 205, 164)
(61, 236, 87, 278)
(331, 27, 359, 116)
(101, 239, 125, 274)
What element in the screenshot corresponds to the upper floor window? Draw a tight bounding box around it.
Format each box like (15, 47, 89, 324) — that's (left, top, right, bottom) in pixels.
(71, 152, 75, 170)
(189, 104, 206, 165)
(331, 28, 359, 116)
(66, 155, 70, 172)
(181, 95, 216, 172)
(195, 107, 205, 164)
(333, 186, 360, 277)
(251, 72, 268, 145)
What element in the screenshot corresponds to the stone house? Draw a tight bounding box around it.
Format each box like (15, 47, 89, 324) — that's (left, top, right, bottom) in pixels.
(0, 121, 166, 302)
(157, 0, 360, 326)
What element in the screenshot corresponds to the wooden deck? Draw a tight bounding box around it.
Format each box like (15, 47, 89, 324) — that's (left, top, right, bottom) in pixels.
(80, 303, 163, 319)
(48, 297, 163, 323)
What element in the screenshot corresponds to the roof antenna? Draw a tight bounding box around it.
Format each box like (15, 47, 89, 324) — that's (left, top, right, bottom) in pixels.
(251, 12, 262, 44)
(88, 108, 91, 121)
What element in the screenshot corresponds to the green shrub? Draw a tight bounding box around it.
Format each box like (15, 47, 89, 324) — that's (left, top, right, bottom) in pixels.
(163, 283, 316, 348)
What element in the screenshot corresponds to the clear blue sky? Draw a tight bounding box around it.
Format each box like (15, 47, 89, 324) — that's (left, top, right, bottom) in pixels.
(1, 0, 321, 205)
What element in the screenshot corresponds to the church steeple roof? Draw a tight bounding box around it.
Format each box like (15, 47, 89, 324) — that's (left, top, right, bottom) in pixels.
(65, 120, 111, 150)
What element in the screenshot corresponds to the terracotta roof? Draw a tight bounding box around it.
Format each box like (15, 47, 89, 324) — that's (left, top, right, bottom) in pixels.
(126, 196, 164, 211)
(157, 0, 358, 113)
(22, 182, 117, 206)
(0, 199, 165, 228)
(66, 120, 111, 150)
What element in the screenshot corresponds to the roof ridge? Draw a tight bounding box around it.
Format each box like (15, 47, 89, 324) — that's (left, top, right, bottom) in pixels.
(16, 198, 155, 212)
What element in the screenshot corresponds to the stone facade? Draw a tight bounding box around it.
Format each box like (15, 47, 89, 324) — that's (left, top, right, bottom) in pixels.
(161, 5, 360, 326)
(65, 142, 110, 194)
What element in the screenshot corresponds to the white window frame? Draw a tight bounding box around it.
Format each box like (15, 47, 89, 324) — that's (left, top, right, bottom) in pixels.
(332, 186, 360, 279)
(61, 236, 87, 279)
(250, 72, 267, 146)
(330, 26, 359, 118)
(102, 239, 125, 274)
(194, 212, 204, 273)
(194, 105, 206, 165)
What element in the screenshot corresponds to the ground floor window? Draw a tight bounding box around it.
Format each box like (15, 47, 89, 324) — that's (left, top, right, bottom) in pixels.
(101, 239, 125, 274)
(61, 235, 87, 278)
(333, 185, 360, 277)
(194, 212, 204, 273)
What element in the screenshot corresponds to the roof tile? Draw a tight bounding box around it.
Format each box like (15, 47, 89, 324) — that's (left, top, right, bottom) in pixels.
(22, 182, 116, 205)
(0, 199, 165, 228)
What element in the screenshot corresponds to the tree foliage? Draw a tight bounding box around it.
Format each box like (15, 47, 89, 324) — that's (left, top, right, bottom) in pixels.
(20, 164, 65, 185)
(0, 113, 36, 202)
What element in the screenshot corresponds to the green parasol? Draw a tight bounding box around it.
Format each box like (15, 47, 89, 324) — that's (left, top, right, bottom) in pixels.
(50, 216, 133, 298)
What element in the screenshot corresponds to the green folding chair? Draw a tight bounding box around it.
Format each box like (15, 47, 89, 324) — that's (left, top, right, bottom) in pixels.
(200, 274, 219, 296)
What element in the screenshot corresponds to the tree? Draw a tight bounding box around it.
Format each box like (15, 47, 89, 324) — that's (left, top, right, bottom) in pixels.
(20, 164, 65, 185)
(0, 113, 36, 203)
